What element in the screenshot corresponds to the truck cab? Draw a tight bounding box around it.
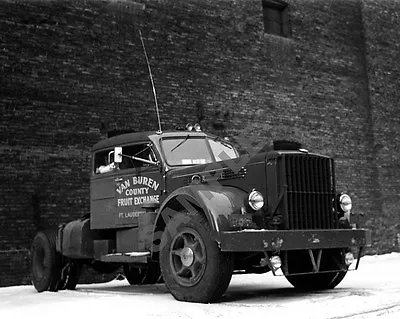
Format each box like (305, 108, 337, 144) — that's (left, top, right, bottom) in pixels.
(31, 126, 371, 303)
(90, 130, 238, 230)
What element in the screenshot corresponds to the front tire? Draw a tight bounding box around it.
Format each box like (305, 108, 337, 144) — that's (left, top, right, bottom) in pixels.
(160, 211, 233, 303)
(285, 249, 348, 290)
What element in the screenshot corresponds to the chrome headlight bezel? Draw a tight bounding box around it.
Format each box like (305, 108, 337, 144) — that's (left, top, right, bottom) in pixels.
(248, 190, 264, 211)
(339, 193, 352, 213)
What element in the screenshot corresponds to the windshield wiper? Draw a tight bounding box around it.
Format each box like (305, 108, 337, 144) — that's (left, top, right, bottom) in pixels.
(170, 135, 190, 152)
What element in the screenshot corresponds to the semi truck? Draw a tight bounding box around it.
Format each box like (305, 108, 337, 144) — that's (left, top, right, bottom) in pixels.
(31, 126, 371, 303)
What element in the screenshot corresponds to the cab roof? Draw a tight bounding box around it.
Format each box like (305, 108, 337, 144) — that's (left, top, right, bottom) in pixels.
(91, 130, 208, 152)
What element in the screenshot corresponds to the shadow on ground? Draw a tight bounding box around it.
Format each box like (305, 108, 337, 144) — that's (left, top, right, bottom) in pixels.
(75, 280, 361, 304)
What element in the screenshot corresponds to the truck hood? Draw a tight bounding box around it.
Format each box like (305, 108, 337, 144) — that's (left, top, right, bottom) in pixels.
(167, 153, 255, 179)
(166, 149, 329, 185)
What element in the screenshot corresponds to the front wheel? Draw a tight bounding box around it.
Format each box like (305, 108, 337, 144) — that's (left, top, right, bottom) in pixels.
(160, 211, 233, 303)
(286, 270, 347, 290)
(285, 249, 348, 290)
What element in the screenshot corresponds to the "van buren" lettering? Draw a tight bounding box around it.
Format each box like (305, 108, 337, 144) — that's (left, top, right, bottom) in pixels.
(116, 176, 159, 194)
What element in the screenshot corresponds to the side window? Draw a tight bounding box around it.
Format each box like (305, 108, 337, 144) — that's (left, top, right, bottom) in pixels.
(94, 143, 157, 174)
(94, 149, 116, 174)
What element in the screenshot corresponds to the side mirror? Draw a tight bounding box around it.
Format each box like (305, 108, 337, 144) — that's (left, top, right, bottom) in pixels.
(114, 147, 122, 163)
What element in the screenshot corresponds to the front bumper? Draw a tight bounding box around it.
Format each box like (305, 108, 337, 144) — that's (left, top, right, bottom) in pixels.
(215, 228, 371, 252)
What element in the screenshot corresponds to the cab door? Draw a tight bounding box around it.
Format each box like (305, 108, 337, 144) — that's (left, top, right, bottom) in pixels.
(91, 148, 118, 229)
(114, 143, 163, 227)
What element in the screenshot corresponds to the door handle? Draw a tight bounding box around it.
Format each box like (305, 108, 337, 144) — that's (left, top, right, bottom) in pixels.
(115, 178, 123, 182)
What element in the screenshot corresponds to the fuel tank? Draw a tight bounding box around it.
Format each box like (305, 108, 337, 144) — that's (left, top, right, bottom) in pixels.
(60, 218, 94, 259)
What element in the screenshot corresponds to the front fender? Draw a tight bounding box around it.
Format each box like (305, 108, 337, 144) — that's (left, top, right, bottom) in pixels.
(157, 185, 248, 232)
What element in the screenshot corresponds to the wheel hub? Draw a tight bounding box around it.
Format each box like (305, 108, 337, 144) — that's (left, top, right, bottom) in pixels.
(180, 247, 194, 267)
(169, 228, 207, 287)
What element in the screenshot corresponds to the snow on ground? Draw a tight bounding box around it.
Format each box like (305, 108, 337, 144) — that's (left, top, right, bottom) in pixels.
(0, 253, 399, 319)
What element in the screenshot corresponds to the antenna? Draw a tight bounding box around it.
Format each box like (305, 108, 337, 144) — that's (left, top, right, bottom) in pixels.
(139, 29, 162, 134)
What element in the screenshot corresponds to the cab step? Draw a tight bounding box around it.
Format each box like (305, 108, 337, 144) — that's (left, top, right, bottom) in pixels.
(99, 251, 151, 263)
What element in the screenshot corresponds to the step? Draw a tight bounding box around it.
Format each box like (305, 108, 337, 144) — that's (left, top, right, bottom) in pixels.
(99, 251, 151, 263)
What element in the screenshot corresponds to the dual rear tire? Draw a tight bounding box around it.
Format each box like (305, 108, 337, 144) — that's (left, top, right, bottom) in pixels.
(31, 230, 81, 292)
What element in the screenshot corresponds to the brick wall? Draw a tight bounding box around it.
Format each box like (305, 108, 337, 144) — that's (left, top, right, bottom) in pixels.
(362, 0, 400, 253)
(0, 249, 31, 286)
(0, 0, 399, 286)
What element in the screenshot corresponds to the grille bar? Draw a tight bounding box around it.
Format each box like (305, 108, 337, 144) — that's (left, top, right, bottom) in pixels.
(283, 154, 337, 230)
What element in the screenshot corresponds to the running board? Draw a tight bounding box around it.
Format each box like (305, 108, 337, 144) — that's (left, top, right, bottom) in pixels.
(99, 251, 151, 263)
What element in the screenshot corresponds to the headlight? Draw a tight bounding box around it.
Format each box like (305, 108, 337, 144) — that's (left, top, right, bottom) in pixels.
(339, 194, 352, 213)
(248, 190, 264, 211)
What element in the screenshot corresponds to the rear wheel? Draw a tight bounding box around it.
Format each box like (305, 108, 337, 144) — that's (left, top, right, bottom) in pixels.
(285, 249, 348, 290)
(160, 211, 233, 303)
(31, 230, 61, 292)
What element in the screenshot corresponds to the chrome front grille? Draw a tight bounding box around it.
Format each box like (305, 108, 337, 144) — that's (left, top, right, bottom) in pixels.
(282, 154, 337, 229)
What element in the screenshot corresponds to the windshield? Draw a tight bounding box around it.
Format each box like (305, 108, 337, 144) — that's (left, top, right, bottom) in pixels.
(209, 138, 238, 161)
(161, 136, 238, 166)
